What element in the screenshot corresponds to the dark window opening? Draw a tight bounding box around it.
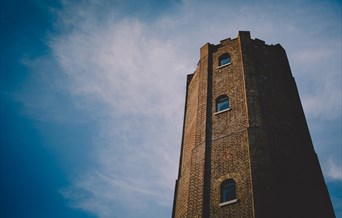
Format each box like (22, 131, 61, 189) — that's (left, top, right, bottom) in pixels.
(216, 95, 229, 112)
(220, 179, 236, 203)
(219, 53, 231, 66)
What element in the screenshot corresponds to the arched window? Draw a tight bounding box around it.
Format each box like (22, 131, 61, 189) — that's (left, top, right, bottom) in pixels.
(219, 53, 231, 66)
(216, 95, 229, 112)
(220, 179, 236, 203)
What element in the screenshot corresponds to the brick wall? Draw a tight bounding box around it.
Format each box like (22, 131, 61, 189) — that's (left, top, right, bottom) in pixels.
(209, 35, 254, 217)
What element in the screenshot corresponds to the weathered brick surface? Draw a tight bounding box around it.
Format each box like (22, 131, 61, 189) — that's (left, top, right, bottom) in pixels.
(188, 144, 205, 218)
(174, 70, 200, 218)
(210, 37, 254, 217)
(172, 31, 335, 218)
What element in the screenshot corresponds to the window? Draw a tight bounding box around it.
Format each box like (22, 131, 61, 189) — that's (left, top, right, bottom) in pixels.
(220, 179, 236, 204)
(219, 53, 231, 67)
(216, 95, 229, 113)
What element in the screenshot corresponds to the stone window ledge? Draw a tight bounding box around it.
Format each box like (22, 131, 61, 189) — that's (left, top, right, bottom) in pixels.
(214, 107, 231, 115)
(219, 199, 238, 207)
(218, 62, 232, 69)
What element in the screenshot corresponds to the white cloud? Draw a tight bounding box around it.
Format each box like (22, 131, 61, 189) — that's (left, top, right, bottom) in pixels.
(290, 42, 341, 121)
(326, 158, 342, 181)
(50, 4, 192, 217)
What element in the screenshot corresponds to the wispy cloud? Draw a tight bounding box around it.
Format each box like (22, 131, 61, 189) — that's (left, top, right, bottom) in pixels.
(327, 157, 342, 181)
(49, 3, 191, 217)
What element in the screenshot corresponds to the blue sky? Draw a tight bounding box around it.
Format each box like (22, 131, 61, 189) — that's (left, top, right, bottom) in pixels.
(1, 0, 341, 217)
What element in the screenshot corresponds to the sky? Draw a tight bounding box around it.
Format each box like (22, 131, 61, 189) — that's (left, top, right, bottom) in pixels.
(0, 0, 341, 217)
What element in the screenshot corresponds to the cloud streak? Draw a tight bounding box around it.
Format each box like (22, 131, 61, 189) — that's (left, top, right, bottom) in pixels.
(49, 3, 191, 217)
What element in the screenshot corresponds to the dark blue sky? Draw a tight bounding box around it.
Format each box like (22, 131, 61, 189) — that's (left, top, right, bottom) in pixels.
(1, 0, 341, 217)
(1, 1, 94, 217)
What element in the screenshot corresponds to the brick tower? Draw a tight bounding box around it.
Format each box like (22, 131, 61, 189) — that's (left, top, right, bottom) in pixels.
(172, 31, 335, 218)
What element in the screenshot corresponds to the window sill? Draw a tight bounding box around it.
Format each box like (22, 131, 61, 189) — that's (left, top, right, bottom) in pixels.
(219, 199, 238, 207)
(214, 107, 231, 115)
(218, 62, 231, 69)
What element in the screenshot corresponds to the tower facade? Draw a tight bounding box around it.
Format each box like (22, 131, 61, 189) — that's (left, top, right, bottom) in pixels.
(172, 31, 335, 218)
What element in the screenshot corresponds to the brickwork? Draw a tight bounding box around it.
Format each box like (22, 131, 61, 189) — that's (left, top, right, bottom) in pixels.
(187, 144, 205, 218)
(210, 131, 254, 218)
(172, 31, 335, 218)
(174, 70, 200, 218)
(210, 36, 254, 217)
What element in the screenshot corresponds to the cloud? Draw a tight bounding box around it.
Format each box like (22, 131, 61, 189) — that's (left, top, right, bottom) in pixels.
(49, 3, 192, 217)
(24, 0, 340, 217)
(326, 158, 342, 181)
(290, 42, 341, 121)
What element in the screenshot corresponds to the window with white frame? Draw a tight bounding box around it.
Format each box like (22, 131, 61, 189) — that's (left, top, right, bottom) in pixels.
(219, 53, 231, 67)
(220, 179, 236, 204)
(216, 95, 230, 113)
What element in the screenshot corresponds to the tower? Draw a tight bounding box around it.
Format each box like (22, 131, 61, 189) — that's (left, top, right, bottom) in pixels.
(172, 31, 335, 218)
